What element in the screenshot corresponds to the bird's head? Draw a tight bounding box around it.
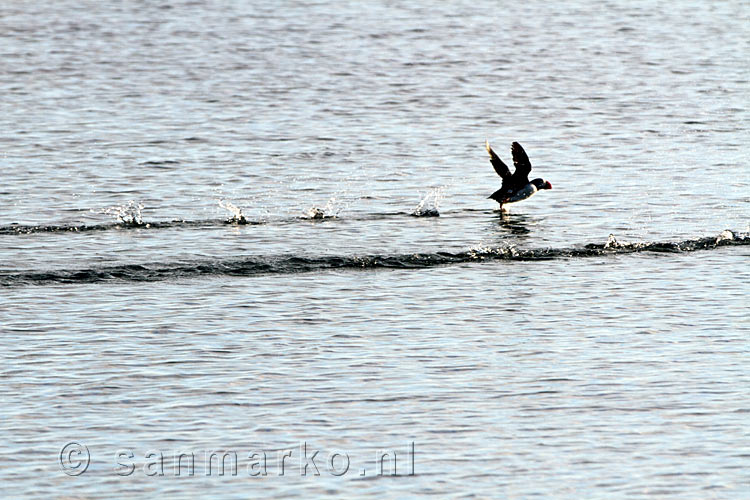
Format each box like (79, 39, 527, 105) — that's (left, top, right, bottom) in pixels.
(532, 178, 552, 190)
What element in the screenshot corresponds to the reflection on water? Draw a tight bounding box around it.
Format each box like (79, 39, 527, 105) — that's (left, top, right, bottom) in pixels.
(494, 211, 534, 236)
(482, 210, 536, 242)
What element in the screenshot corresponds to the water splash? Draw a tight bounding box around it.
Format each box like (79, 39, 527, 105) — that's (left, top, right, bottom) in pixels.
(102, 201, 145, 226)
(411, 187, 444, 217)
(218, 199, 248, 224)
(715, 229, 734, 243)
(304, 195, 345, 219)
(304, 207, 327, 219)
(604, 234, 621, 249)
(467, 243, 518, 259)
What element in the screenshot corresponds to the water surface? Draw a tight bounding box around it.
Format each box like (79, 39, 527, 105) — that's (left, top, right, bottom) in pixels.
(1, 0, 748, 498)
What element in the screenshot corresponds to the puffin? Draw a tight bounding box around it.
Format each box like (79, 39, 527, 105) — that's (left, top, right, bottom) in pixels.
(485, 141, 552, 209)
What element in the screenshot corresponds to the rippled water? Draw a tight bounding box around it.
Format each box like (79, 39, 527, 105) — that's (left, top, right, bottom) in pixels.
(1, 1, 748, 497)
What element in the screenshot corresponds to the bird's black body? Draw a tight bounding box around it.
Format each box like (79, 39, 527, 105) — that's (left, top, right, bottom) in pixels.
(486, 141, 551, 208)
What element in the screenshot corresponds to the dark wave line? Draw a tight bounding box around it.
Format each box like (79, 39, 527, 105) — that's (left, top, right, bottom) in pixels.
(0, 218, 260, 235)
(1, 231, 746, 287)
(0, 211, 439, 235)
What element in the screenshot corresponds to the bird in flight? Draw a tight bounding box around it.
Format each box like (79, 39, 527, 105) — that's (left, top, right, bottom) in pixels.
(485, 141, 552, 209)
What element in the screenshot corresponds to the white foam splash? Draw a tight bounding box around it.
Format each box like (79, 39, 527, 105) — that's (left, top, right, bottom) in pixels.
(604, 234, 620, 249)
(467, 243, 516, 259)
(218, 199, 247, 223)
(102, 200, 144, 225)
(304, 195, 345, 219)
(412, 187, 444, 217)
(716, 229, 734, 243)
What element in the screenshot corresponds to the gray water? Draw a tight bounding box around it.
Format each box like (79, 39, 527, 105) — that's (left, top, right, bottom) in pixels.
(1, 0, 749, 498)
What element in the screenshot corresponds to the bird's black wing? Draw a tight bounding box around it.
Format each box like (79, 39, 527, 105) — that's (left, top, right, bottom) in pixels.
(485, 140, 511, 179)
(510, 141, 532, 186)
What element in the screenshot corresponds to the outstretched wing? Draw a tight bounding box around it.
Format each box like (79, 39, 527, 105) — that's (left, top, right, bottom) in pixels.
(510, 142, 532, 185)
(485, 140, 511, 179)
